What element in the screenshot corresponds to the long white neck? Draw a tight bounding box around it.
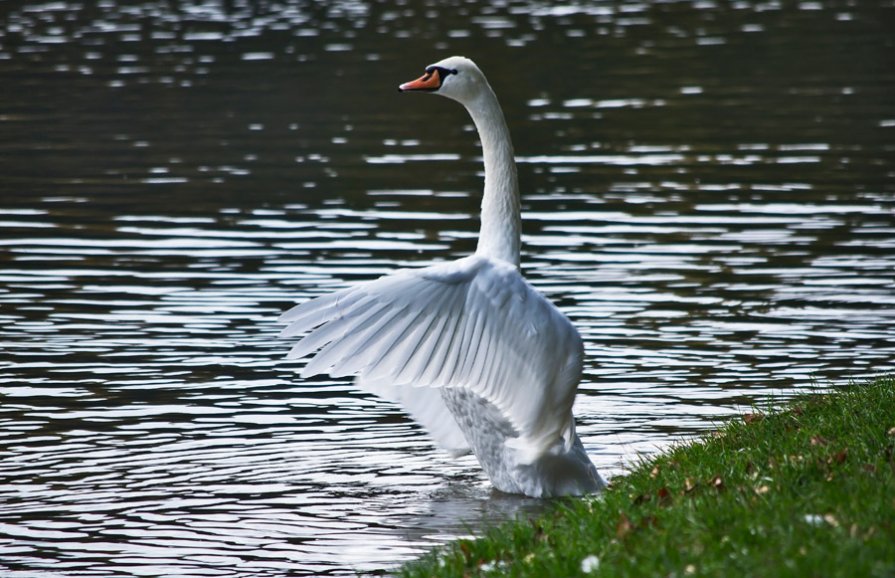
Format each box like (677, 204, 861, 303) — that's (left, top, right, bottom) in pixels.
(464, 88, 521, 267)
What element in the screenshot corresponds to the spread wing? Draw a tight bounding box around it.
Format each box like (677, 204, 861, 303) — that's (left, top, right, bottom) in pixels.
(356, 374, 472, 457)
(279, 254, 583, 460)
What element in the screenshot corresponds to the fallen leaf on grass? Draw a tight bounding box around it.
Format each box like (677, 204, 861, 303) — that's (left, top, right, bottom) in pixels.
(684, 478, 696, 494)
(810, 435, 828, 446)
(616, 513, 634, 538)
(755, 484, 770, 495)
(828, 448, 848, 465)
(532, 522, 548, 543)
(803, 513, 839, 527)
(459, 541, 472, 560)
(640, 515, 659, 529)
(743, 413, 764, 424)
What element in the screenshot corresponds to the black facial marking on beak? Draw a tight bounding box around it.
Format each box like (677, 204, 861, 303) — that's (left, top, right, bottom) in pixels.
(421, 66, 459, 90)
(399, 65, 459, 93)
(426, 65, 459, 77)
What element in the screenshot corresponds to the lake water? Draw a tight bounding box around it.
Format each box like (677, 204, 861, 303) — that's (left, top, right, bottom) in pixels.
(1, 1, 893, 576)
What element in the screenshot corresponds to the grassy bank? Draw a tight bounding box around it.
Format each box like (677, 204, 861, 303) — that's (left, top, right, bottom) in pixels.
(400, 378, 895, 577)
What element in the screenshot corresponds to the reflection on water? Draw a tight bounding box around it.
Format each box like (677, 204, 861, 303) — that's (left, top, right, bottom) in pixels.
(1, 0, 894, 575)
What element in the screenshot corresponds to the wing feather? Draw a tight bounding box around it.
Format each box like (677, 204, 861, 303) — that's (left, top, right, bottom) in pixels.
(287, 298, 385, 361)
(302, 303, 401, 377)
(279, 289, 366, 337)
(279, 254, 583, 460)
(330, 308, 417, 377)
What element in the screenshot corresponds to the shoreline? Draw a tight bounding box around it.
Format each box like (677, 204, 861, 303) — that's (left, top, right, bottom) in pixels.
(399, 377, 895, 577)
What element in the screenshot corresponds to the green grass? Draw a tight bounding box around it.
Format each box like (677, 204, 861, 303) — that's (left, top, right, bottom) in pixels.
(399, 378, 895, 577)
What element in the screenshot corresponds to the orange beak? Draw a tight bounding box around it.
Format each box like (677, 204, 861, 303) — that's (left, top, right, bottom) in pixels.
(398, 69, 442, 92)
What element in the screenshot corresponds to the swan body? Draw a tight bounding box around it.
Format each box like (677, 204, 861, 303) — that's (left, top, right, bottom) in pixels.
(280, 56, 605, 497)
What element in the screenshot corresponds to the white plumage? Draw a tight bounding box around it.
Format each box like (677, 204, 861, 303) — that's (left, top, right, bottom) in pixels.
(280, 56, 605, 497)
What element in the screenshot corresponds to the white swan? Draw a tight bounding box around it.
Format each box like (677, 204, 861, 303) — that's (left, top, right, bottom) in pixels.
(279, 56, 605, 497)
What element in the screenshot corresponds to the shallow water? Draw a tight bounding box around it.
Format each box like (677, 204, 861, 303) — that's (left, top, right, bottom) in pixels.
(1, 0, 894, 575)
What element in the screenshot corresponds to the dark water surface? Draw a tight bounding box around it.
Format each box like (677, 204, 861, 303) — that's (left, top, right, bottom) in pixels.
(1, 1, 894, 575)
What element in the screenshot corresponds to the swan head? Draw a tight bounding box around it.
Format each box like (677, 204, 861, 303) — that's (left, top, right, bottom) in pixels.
(398, 56, 487, 106)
